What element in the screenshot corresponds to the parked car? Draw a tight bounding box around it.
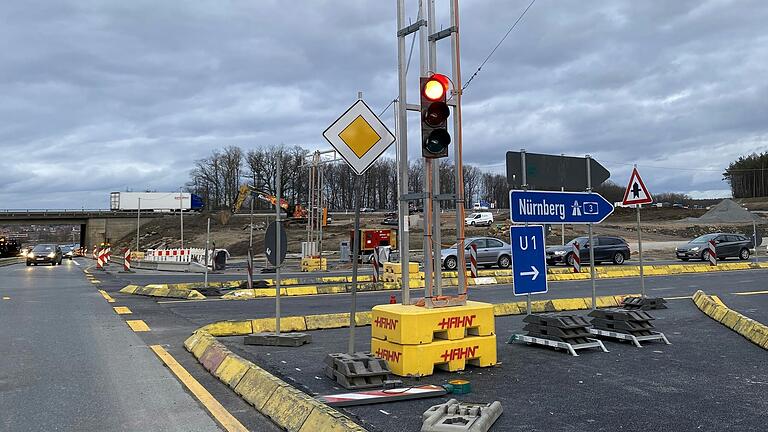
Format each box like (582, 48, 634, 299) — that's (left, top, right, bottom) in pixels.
(546, 236, 631, 266)
(381, 212, 398, 226)
(675, 233, 753, 261)
(359, 207, 376, 213)
(465, 212, 493, 227)
(26, 244, 63, 266)
(441, 237, 511, 270)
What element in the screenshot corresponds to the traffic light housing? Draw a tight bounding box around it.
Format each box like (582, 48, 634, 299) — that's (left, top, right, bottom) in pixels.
(420, 74, 451, 158)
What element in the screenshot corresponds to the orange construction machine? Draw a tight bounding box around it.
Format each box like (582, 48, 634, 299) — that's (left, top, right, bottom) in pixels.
(234, 185, 308, 220)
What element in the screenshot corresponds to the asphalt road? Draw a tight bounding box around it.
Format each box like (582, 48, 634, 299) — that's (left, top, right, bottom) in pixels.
(30, 261, 768, 432)
(114, 267, 768, 328)
(223, 300, 768, 432)
(0, 260, 222, 432)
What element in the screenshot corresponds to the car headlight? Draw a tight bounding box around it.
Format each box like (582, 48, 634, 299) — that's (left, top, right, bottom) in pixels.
(690, 247, 699, 252)
(48, 253, 56, 258)
(28, 253, 35, 258)
(554, 250, 566, 256)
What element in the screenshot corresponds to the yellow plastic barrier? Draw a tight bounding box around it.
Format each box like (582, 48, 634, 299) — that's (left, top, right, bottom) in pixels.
(371, 335, 496, 377)
(300, 257, 327, 272)
(371, 301, 494, 344)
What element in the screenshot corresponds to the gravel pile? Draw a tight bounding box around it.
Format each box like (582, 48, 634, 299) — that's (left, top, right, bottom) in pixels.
(684, 199, 765, 224)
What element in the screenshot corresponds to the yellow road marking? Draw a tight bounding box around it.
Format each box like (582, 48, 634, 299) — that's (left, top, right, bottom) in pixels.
(98, 290, 115, 303)
(149, 345, 249, 432)
(732, 290, 768, 296)
(126, 320, 150, 332)
(664, 296, 693, 300)
(710, 295, 726, 307)
(113, 306, 132, 315)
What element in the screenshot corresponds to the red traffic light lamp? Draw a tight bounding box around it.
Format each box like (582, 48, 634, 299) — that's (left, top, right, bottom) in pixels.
(420, 73, 451, 159)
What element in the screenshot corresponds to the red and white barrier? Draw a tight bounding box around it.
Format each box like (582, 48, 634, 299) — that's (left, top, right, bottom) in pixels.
(372, 246, 380, 282)
(123, 248, 132, 272)
(92, 246, 98, 261)
(469, 243, 478, 278)
(144, 248, 204, 263)
(572, 242, 581, 273)
(96, 249, 105, 270)
(708, 240, 717, 266)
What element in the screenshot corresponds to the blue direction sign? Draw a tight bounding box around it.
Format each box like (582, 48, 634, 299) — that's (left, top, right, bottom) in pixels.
(510, 190, 614, 224)
(510, 225, 548, 296)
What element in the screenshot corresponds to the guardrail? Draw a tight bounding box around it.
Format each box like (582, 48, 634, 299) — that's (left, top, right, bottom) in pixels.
(0, 257, 22, 267)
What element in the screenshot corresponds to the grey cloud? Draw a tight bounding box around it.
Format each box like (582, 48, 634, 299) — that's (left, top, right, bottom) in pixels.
(1, 0, 767, 208)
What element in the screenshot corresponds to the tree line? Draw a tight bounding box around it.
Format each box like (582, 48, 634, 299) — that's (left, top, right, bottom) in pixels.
(724, 152, 768, 198)
(187, 145, 509, 212)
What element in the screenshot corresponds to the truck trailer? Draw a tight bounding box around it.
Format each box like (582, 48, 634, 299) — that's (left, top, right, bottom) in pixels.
(110, 192, 204, 212)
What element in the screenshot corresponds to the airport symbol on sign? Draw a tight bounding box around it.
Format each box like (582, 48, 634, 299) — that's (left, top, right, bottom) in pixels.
(622, 167, 653, 206)
(322, 100, 396, 176)
(510, 190, 614, 224)
(510, 225, 548, 296)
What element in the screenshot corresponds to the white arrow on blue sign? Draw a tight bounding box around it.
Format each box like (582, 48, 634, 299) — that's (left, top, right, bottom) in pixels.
(510, 225, 548, 296)
(509, 190, 614, 224)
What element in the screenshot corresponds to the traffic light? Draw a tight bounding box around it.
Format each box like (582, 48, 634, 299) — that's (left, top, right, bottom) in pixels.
(420, 73, 451, 158)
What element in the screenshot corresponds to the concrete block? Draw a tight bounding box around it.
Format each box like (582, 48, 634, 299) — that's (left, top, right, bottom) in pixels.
(244, 332, 312, 347)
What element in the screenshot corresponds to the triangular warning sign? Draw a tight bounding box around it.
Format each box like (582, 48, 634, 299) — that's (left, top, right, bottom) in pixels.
(622, 167, 652, 206)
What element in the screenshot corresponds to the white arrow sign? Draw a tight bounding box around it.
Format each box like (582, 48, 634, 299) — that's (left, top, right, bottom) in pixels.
(519, 266, 540, 281)
(266, 247, 272, 256)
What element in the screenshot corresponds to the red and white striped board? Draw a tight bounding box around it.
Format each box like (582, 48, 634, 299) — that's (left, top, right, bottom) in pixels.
(372, 246, 380, 282)
(123, 248, 132, 272)
(708, 240, 717, 266)
(572, 242, 581, 273)
(92, 246, 98, 260)
(96, 249, 105, 270)
(469, 243, 478, 278)
(318, 385, 447, 407)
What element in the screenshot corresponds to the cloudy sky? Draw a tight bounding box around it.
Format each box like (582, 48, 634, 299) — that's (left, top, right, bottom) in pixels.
(1, 0, 766, 209)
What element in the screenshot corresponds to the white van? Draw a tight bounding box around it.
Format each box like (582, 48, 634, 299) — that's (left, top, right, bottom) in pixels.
(465, 212, 493, 227)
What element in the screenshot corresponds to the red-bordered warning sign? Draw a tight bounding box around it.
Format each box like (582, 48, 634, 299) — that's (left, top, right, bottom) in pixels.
(622, 167, 652, 206)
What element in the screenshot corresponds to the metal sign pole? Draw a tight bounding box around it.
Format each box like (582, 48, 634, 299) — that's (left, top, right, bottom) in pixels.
(275, 159, 282, 335)
(521, 149, 531, 315)
(753, 220, 759, 266)
(136, 198, 141, 251)
(586, 155, 597, 310)
(450, 0, 467, 296)
(347, 92, 365, 354)
(427, 0, 442, 296)
(248, 197, 255, 290)
(179, 188, 184, 249)
(635, 171, 646, 297)
(396, 0, 410, 305)
(419, 0, 434, 304)
(348, 174, 362, 354)
(637, 204, 646, 297)
(204, 217, 210, 289)
(561, 186, 566, 245)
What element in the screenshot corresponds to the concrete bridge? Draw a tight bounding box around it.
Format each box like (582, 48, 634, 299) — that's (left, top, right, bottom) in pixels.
(0, 210, 165, 248)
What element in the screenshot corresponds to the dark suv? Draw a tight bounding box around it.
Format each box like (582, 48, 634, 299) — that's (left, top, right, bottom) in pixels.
(546, 236, 631, 266)
(675, 233, 753, 261)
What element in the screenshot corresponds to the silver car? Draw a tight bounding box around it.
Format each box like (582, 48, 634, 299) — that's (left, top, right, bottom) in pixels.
(441, 237, 511, 270)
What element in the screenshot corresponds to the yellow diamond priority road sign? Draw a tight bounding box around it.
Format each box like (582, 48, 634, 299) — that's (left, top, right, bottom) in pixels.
(323, 100, 395, 175)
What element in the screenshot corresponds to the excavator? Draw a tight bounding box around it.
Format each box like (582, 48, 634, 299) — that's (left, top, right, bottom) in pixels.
(233, 184, 308, 222)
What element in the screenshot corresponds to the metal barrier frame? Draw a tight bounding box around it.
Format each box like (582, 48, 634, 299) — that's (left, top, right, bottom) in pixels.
(507, 334, 608, 357)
